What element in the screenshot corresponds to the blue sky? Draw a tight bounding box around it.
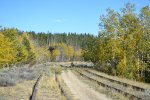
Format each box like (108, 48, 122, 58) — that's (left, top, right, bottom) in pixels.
(0, 0, 149, 35)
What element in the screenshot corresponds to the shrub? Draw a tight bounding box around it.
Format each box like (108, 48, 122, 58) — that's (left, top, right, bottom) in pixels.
(0, 74, 16, 86)
(0, 64, 56, 87)
(19, 70, 36, 80)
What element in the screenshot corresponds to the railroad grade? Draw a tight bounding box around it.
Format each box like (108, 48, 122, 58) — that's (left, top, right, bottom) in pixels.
(84, 69, 149, 92)
(74, 68, 150, 100)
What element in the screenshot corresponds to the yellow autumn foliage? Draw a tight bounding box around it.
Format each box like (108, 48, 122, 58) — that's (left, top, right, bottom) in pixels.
(0, 33, 16, 67)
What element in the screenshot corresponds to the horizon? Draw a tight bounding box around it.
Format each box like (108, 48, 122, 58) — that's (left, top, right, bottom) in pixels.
(0, 0, 149, 35)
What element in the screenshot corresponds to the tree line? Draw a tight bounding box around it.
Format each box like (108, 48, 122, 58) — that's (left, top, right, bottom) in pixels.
(83, 3, 150, 82)
(0, 27, 94, 68)
(0, 3, 149, 83)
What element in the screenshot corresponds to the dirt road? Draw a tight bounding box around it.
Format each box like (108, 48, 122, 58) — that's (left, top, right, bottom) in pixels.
(62, 70, 111, 100)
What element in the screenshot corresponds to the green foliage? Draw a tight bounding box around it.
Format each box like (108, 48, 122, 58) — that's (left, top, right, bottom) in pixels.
(50, 43, 76, 61)
(22, 32, 36, 63)
(1, 28, 18, 41)
(0, 28, 36, 67)
(82, 37, 99, 63)
(83, 3, 150, 82)
(0, 26, 89, 67)
(16, 46, 28, 63)
(27, 32, 93, 62)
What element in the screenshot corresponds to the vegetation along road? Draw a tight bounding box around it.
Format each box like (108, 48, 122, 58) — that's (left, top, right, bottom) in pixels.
(0, 1, 150, 100)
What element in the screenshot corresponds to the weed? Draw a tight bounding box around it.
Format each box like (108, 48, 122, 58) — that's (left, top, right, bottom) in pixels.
(50, 66, 62, 74)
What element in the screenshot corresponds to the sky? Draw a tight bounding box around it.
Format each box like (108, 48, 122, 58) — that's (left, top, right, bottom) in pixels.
(0, 0, 149, 35)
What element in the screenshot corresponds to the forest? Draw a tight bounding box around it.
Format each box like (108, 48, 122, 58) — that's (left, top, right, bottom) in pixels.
(83, 3, 150, 82)
(0, 3, 150, 83)
(0, 27, 94, 66)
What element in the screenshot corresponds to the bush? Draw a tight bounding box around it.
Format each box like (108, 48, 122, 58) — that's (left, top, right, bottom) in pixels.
(0, 74, 16, 86)
(0, 66, 38, 87)
(0, 64, 57, 87)
(19, 71, 36, 80)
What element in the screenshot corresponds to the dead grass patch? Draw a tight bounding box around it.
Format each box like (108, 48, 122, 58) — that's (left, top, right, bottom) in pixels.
(0, 79, 35, 100)
(36, 75, 66, 100)
(72, 70, 127, 100)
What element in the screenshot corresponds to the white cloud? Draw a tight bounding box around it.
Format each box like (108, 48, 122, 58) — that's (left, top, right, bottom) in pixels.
(55, 18, 66, 23)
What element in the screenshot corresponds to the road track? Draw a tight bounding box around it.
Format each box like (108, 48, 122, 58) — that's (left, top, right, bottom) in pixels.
(62, 70, 111, 100)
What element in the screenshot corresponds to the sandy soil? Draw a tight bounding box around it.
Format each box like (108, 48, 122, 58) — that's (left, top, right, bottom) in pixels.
(62, 70, 111, 100)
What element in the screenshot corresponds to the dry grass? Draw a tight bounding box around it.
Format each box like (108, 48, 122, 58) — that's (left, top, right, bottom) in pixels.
(74, 68, 150, 99)
(72, 70, 128, 100)
(50, 66, 62, 75)
(0, 79, 35, 100)
(87, 68, 150, 89)
(0, 64, 63, 100)
(36, 75, 66, 100)
(78, 69, 147, 98)
(57, 73, 75, 100)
